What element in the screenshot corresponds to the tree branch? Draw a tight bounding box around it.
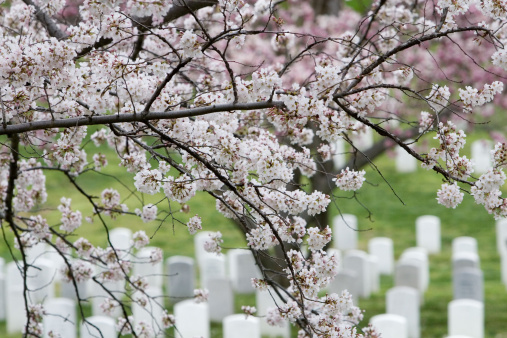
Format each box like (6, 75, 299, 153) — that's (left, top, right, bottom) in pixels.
(22, 0, 67, 40)
(335, 26, 492, 95)
(334, 99, 472, 185)
(141, 58, 192, 115)
(75, 0, 219, 59)
(0, 101, 285, 135)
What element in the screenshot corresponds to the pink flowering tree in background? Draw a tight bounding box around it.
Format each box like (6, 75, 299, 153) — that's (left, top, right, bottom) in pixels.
(0, 0, 507, 336)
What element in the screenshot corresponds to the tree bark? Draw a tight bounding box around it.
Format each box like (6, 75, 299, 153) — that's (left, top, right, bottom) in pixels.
(311, 0, 342, 15)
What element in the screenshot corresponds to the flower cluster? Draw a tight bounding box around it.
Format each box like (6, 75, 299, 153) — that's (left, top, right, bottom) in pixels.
(58, 197, 82, 233)
(437, 182, 464, 208)
(14, 159, 47, 212)
(471, 169, 507, 218)
(60, 260, 94, 283)
(25, 304, 45, 337)
(307, 226, 332, 251)
(422, 121, 471, 180)
(186, 215, 202, 234)
(426, 85, 450, 112)
(419, 111, 433, 133)
(179, 30, 202, 58)
(135, 204, 158, 223)
(203, 231, 223, 254)
(241, 305, 257, 317)
(459, 81, 504, 113)
(134, 169, 162, 195)
(132, 230, 150, 249)
(194, 289, 209, 303)
(333, 167, 366, 191)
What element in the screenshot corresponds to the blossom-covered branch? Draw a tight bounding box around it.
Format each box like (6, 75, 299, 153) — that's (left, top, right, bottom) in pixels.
(0, 101, 285, 135)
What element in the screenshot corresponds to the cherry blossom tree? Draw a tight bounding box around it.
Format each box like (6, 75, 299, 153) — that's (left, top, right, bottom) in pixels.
(0, 0, 506, 337)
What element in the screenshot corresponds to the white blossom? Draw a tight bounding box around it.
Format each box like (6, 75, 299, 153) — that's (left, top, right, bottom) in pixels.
(134, 169, 162, 195)
(333, 167, 366, 191)
(135, 204, 157, 223)
(203, 231, 223, 254)
(194, 288, 209, 303)
(437, 182, 464, 208)
(186, 215, 202, 234)
(132, 231, 150, 249)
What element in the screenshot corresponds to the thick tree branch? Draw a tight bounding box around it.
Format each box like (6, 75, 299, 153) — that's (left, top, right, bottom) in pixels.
(22, 0, 67, 40)
(3, 134, 32, 335)
(75, 0, 218, 59)
(0, 101, 285, 135)
(24, 0, 217, 58)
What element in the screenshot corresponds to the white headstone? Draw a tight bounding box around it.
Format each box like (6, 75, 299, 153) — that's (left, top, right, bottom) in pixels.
(132, 286, 164, 336)
(386, 286, 420, 338)
(194, 231, 214, 268)
(228, 249, 260, 294)
(452, 252, 480, 272)
(394, 260, 424, 304)
(81, 316, 116, 338)
(416, 215, 441, 254)
(396, 141, 417, 173)
(166, 256, 195, 303)
(351, 127, 373, 151)
(326, 248, 342, 272)
(370, 314, 408, 338)
(0, 257, 6, 320)
(28, 258, 57, 304)
(0, 274, 5, 322)
(448, 299, 484, 338)
(89, 276, 124, 318)
(25, 242, 49, 265)
(199, 255, 226, 290)
(174, 299, 209, 338)
(60, 277, 88, 301)
(343, 250, 370, 298)
(501, 254, 507, 288)
(223, 314, 260, 338)
(109, 228, 133, 259)
(256, 288, 291, 338)
(26, 244, 65, 280)
(453, 267, 483, 302)
(328, 270, 359, 304)
(471, 140, 492, 174)
(497, 218, 507, 255)
(207, 277, 234, 322)
(134, 247, 163, 288)
(452, 237, 478, 256)
(44, 298, 77, 338)
(333, 214, 358, 251)
(497, 218, 507, 256)
(6, 261, 26, 334)
(369, 255, 380, 294)
(401, 247, 429, 291)
(368, 237, 394, 275)
(57, 258, 90, 302)
(333, 138, 346, 169)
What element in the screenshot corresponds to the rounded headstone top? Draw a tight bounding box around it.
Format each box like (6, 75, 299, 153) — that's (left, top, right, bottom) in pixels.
(416, 215, 440, 225)
(369, 237, 393, 245)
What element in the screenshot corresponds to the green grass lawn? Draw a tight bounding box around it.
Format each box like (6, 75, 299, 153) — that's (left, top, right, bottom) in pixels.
(1, 129, 506, 337)
(335, 157, 507, 337)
